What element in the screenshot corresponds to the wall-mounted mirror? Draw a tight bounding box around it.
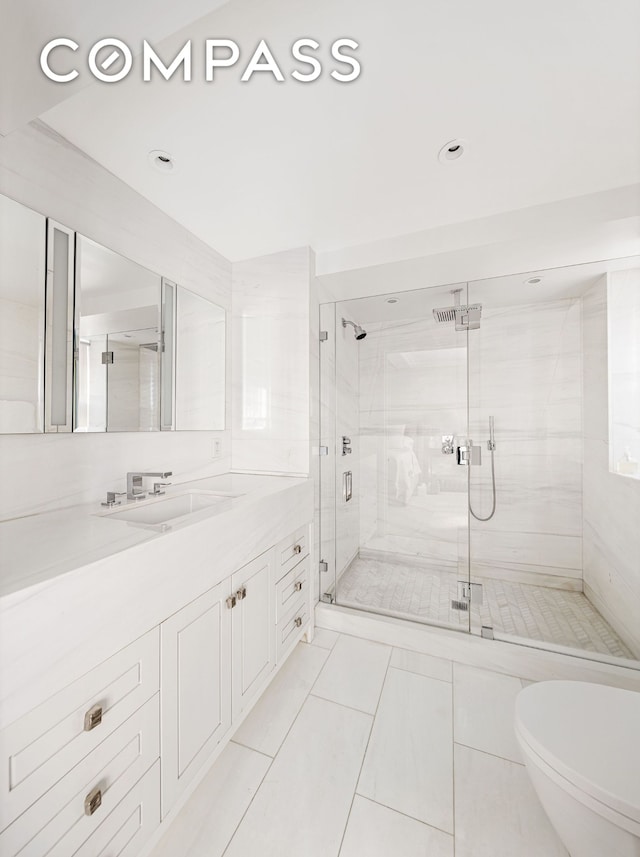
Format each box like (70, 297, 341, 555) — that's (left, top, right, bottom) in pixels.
(74, 236, 162, 432)
(0, 194, 46, 433)
(0, 200, 227, 434)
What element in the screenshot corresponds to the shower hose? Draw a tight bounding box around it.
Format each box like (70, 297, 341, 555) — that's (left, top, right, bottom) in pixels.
(469, 445, 497, 522)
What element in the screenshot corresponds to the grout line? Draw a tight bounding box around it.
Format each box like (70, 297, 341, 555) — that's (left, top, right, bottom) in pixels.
(452, 658, 529, 685)
(388, 663, 453, 684)
(453, 740, 525, 767)
(336, 647, 392, 857)
(228, 738, 275, 761)
(307, 630, 341, 651)
(352, 793, 456, 841)
(220, 745, 275, 857)
(308, 690, 379, 718)
(221, 645, 329, 857)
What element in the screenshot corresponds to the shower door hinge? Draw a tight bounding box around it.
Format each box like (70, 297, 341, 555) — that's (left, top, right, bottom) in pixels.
(319, 559, 328, 573)
(481, 626, 494, 640)
(319, 330, 328, 341)
(316, 446, 329, 456)
(455, 581, 484, 605)
(321, 592, 335, 604)
(101, 351, 114, 365)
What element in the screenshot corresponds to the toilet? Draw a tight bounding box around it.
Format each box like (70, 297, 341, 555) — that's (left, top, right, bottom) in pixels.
(515, 681, 640, 857)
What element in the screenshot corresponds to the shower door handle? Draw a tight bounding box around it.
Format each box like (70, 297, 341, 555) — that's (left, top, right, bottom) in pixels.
(343, 471, 353, 502)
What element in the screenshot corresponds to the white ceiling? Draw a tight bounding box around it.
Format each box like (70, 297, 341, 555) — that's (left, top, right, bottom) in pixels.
(34, 0, 640, 262)
(0, 0, 231, 135)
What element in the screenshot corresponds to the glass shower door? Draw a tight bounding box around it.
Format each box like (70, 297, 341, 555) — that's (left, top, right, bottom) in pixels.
(319, 284, 472, 633)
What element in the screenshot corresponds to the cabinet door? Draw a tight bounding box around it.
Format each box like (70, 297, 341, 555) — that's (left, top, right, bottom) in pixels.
(231, 549, 275, 720)
(161, 581, 231, 816)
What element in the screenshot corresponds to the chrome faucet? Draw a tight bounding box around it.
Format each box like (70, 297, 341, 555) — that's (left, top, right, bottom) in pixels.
(126, 471, 173, 501)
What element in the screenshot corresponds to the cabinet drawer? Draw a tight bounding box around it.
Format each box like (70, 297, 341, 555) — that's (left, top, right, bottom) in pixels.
(0, 627, 159, 831)
(0, 695, 159, 856)
(276, 526, 309, 580)
(275, 556, 310, 622)
(276, 602, 310, 663)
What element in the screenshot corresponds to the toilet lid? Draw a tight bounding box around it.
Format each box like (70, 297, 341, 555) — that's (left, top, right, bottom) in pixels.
(515, 681, 640, 824)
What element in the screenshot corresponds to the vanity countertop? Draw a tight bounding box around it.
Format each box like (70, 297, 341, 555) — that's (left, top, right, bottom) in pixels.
(0, 472, 311, 600)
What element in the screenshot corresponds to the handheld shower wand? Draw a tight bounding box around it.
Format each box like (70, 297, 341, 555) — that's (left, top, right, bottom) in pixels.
(469, 415, 497, 522)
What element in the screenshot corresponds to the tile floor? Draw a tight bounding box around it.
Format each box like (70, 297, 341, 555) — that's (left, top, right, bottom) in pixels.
(338, 556, 634, 659)
(150, 631, 569, 857)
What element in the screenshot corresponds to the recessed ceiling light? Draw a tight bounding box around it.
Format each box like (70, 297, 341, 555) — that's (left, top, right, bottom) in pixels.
(148, 150, 176, 173)
(386, 298, 399, 304)
(438, 139, 467, 164)
(524, 276, 543, 285)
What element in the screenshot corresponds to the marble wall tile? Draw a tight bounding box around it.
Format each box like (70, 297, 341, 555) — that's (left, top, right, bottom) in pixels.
(0, 300, 43, 433)
(0, 123, 231, 310)
(231, 247, 312, 477)
(176, 291, 225, 431)
(0, 123, 232, 518)
(582, 278, 640, 656)
(0, 194, 46, 434)
(354, 297, 584, 583)
(607, 268, 640, 471)
(106, 341, 143, 432)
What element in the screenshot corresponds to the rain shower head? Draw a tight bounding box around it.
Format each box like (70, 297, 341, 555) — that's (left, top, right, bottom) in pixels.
(342, 318, 367, 340)
(433, 289, 482, 330)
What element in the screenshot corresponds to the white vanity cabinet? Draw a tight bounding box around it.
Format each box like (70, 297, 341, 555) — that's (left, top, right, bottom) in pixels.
(0, 629, 161, 857)
(160, 578, 232, 815)
(230, 548, 276, 720)
(0, 511, 313, 857)
(160, 547, 278, 815)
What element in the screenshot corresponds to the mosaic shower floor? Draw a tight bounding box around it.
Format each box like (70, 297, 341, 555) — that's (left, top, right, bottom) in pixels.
(338, 557, 634, 660)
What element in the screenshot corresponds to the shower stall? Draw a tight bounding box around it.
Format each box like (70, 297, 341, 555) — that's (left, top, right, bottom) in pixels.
(318, 258, 640, 667)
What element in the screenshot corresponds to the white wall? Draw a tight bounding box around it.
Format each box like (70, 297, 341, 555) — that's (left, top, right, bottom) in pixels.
(231, 247, 313, 476)
(317, 185, 640, 298)
(352, 294, 584, 590)
(357, 315, 467, 572)
(0, 122, 232, 519)
(583, 276, 640, 657)
(607, 269, 640, 474)
(468, 297, 583, 587)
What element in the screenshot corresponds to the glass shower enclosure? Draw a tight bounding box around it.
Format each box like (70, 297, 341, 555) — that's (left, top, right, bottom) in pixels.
(318, 257, 640, 667)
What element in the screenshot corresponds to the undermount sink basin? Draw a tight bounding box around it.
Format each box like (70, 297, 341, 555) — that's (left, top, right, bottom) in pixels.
(103, 491, 230, 526)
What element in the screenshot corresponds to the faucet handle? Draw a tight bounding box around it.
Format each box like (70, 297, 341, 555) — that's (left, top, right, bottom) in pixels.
(152, 482, 172, 496)
(101, 491, 126, 508)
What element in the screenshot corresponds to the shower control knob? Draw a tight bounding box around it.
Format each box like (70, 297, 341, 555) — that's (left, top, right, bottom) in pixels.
(441, 435, 454, 455)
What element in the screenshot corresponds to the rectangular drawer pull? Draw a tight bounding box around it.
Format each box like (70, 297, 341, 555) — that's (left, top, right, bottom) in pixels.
(294, 580, 303, 592)
(84, 786, 102, 816)
(236, 586, 247, 601)
(83, 704, 103, 732)
(294, 616, 303, 628)
(293, 544, 302, 555)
